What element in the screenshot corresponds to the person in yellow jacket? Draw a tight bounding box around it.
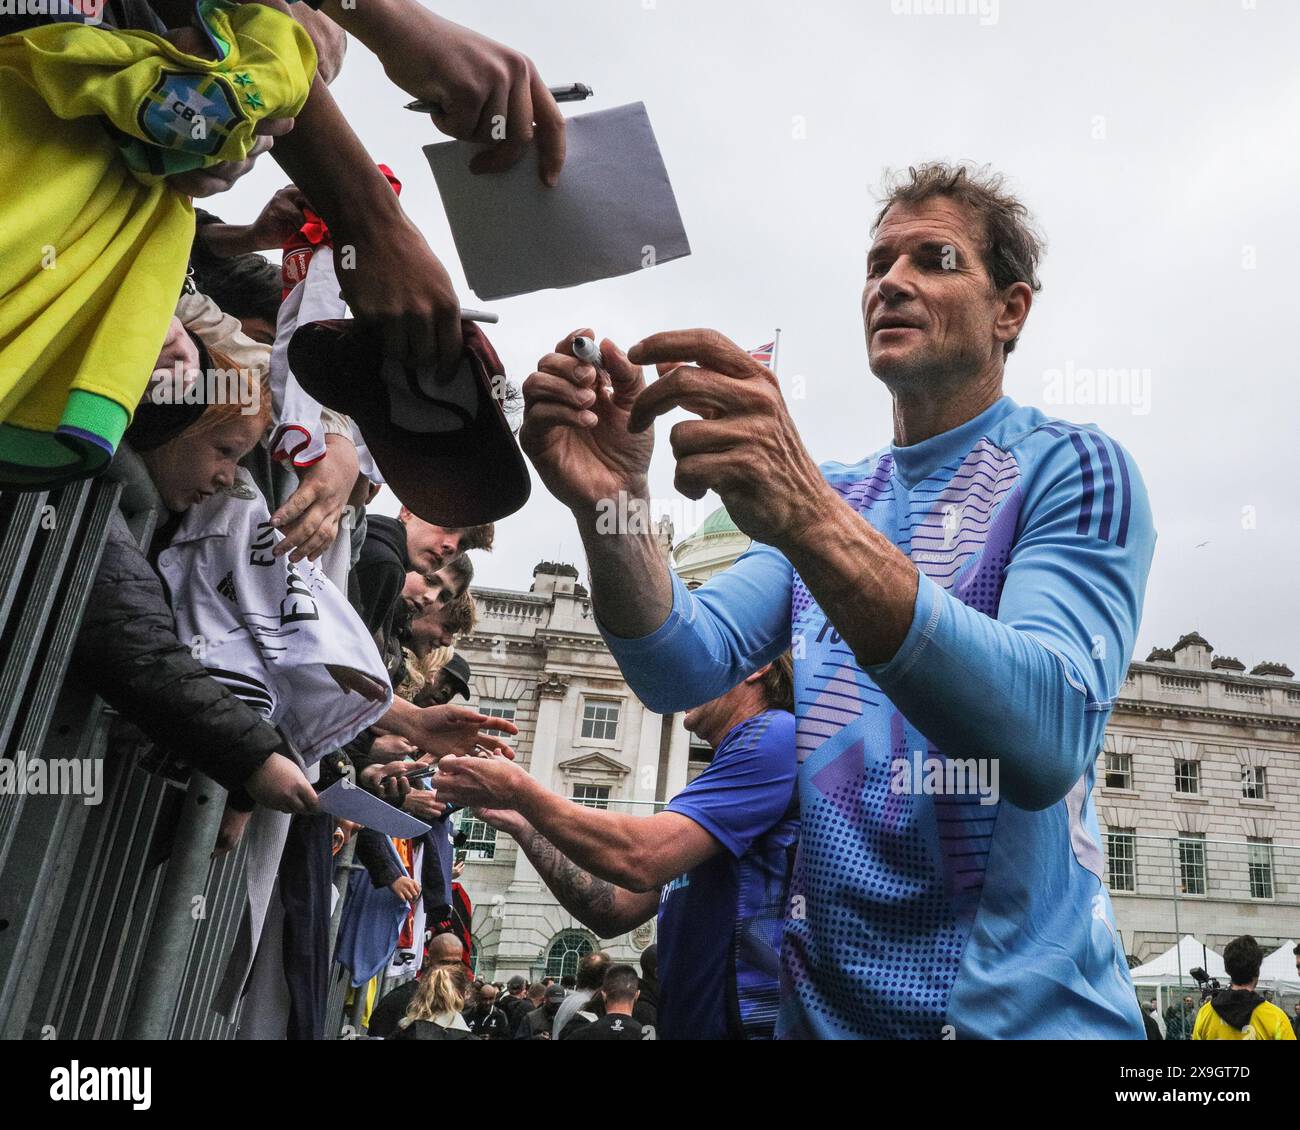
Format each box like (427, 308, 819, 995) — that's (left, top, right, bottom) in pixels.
(0, 0, 315, 488)
(1193, 935, 1297, 1041)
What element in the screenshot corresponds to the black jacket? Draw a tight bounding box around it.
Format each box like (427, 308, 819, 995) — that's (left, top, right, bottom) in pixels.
(353, 515, 408, 640)
(69, 509, 281, 801)
(465, 1004, 513, 1040)
(345, 515, 411, 772)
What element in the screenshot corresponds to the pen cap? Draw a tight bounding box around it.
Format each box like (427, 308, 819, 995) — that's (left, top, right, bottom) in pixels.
(572, 336, 604, 368)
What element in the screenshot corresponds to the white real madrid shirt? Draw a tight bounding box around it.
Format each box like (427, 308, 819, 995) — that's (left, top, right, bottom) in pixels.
(158, 470, 393, 764)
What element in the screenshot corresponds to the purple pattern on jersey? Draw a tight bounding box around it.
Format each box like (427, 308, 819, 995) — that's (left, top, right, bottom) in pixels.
(781, 438, 1023, 1037)
(906, 439, 1020, 598)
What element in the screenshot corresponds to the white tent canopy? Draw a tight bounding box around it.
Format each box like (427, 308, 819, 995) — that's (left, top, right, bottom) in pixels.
(1130, 934, 1226, 987)
(1259, 941, 1300, 994)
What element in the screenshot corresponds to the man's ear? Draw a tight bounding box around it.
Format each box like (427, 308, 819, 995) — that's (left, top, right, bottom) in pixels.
(743, 663, 773, 685)
(994, 281, 1033, 350)
(398, 506, 412, 522)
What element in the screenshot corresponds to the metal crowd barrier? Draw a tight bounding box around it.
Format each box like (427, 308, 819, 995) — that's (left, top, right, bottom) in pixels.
(0, 447, 358, 1040)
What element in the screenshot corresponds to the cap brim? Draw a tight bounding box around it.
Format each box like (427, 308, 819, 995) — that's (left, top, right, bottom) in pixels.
(287, 319, 530, 526)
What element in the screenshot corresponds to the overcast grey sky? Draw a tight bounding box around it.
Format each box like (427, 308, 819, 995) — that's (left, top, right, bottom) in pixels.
(224, 0, 1299, 667)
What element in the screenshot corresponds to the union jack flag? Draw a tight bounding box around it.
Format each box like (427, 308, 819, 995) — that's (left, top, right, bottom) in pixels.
(748, 341, 775, 367)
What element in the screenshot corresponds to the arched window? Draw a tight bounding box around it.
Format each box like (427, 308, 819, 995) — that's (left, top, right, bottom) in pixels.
(545, 930, 594, 980)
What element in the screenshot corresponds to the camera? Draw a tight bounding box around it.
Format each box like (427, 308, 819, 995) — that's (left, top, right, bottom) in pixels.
(1190, 966, 1221, 1002)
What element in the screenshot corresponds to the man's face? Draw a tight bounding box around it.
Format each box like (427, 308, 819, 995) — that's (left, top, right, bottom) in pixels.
(480, 986, 497, 1007)
(862, 198, 1009, 389)
(400, 511, 463, 574)
(151, 317, 201, 388)
(419, 674, 457, 706)
(409, 603, 454, 652)
(401, 568, 456, 619)
(682, 698, 715, 740)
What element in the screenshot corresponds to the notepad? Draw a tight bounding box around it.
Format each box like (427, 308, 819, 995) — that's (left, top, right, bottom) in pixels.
(317, 779, 432, 838)
(425, 101, 692, 300)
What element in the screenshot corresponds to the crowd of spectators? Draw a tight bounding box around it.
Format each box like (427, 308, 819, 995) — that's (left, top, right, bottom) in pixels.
(367, 947, 659, 1041)
(0, 0, 583, 1040)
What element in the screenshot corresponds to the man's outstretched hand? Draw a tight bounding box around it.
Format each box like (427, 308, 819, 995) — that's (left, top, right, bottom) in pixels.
(405, 704, 518, 762)
(335, 205, 465, 378)
(432, 753, 528, 812)
(521, 329, 653, 516)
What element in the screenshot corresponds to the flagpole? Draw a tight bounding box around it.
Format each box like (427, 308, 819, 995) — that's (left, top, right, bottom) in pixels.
(771, 328, 782, 378)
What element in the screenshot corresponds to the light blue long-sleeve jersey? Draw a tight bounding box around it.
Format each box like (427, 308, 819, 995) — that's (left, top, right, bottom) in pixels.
(598, 396, 1156, 1039)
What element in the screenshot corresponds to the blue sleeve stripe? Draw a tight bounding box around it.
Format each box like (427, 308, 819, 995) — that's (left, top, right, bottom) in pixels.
(1038, 421, 1134, 548)
(1065, 430, 1096, 536)
(1087, 431, 1116, 543)
(1113, 440, 1133, 548)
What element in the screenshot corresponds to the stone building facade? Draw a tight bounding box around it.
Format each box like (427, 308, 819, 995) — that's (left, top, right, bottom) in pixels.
(455, 553, 691, 980)
(1101, 633, 1300, 963)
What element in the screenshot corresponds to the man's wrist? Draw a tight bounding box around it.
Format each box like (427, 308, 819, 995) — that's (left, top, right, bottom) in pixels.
(511, 773, 549, 828)
(319, 0, 399, 42)
(331, 178, 406, 247)
(197, 222, 258, 259)
(774, 478, 843, 556)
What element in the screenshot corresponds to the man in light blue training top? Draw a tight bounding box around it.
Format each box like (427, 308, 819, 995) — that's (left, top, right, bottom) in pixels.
(514, 161, 1156, 1040)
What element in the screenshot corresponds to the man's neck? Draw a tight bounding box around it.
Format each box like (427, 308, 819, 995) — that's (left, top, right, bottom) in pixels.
(700, 693, 767, 750)
(605, 1002, 635, 1017)
(889, 364, 1004, 447)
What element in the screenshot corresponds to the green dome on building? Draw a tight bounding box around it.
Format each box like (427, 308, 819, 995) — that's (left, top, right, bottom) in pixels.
(672, 505, 750, 587)
(693, 506, 742, 538)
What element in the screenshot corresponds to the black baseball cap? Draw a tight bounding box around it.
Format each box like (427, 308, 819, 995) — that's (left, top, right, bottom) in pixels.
(440, 653, 472, 700)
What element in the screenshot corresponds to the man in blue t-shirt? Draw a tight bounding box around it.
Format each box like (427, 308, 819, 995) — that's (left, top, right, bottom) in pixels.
(435, 657, 799, 1040)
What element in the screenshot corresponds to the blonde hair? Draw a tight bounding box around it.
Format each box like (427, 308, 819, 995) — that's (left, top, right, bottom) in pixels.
(398, 963, 469, 1029)
(181, 345, 271, 438)
(396, 646, 450, 702)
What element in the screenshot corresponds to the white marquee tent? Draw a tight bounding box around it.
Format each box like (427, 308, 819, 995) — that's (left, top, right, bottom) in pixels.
(1131, 936, 1300, 1014)
(1129, 935, 1225, 1013)
(1258, 940, 1300, 996)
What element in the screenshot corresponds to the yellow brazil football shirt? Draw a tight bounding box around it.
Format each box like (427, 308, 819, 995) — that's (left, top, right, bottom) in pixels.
(0, 0, 316, 488)
(1193, 997, 1297, 1040)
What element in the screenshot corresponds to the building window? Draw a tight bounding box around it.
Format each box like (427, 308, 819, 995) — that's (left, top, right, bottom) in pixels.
(1106, 829, 1137, 893)
(1104, 750, 1133, 790)
(1178, 833, 1206, 896)
(478, 697, 517, 734)
(458, 815, 498, 861)
(580, 699, 620, 742)
(1174, 759, 1200, 795)
(1241, 765, 1268, 801)
(572, 784, 611, 810)
(545, 930, 594, 980)
(1248, 838, 1274, 900)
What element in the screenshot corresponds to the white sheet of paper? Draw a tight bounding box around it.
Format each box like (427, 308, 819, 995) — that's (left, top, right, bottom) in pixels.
(425, 102, 692, 300)
(317, 779, 431, 838)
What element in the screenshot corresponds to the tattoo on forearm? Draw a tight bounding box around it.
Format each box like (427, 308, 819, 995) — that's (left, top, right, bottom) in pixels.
(522, 829, 617, 925)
